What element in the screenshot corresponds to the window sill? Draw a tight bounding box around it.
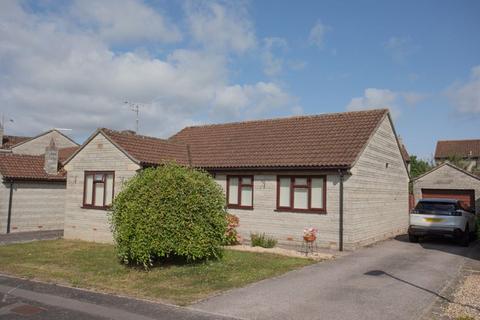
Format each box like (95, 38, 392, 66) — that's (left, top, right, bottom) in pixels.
(275, 208, 327, 214)
(81, 206, 111, 211)
(227, 205, 254, 210)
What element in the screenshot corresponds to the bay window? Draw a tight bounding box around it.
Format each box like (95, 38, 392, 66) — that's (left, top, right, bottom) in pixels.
(83, 171, 115, 209)
(276, 176, 326, 213)
(227, 176, 253, 209)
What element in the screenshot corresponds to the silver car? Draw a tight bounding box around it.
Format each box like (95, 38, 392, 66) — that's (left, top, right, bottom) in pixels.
(409, 198, 477, 246)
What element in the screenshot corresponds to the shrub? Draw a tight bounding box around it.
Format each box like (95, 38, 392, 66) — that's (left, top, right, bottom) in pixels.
(224, 214, 241, 245)
(250, 233, 277, 248)
(109, 163, 228, 268)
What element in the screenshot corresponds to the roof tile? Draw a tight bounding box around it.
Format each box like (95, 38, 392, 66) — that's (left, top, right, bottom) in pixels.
(435, 139, 480, 159)
(169, 109, 388, 169)
(101, 129, 190, 166)
(0, 154, 65, 181)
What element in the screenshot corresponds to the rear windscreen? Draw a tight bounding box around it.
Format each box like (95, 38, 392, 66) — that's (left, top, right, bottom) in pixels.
(414, 202, 455, 215)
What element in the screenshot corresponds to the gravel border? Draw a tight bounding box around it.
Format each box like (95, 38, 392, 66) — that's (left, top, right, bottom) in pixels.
(225, 245, 335, 261)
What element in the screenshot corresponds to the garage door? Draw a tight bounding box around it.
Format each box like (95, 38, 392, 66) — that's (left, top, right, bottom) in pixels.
(421, 189, 475, 210)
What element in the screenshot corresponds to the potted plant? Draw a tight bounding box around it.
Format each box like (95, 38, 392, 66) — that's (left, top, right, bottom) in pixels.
(303, 227, 318, 242)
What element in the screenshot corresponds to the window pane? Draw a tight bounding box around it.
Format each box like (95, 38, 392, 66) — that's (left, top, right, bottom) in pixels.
(294, 188, 308, 209)
(94, 183, 105, 206)
(242, 177, 252, 185)
(311, 178, 324, 209)
(241, 186, 253, 206)
(85, 174, 93, 205)
(295, 177, 307, 186)
(95, 174, 104, 181)
(105, 174, 114, 206)
(279, 178, 291, 207)
(228, 177, 239, 204)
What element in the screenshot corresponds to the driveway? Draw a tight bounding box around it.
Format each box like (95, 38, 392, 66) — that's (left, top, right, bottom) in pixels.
(192, 236, 478, 320)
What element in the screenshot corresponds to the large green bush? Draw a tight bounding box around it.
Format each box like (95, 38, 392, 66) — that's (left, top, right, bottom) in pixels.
(109, 163, 228, 268)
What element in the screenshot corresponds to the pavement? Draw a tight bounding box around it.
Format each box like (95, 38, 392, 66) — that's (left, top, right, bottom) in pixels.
(0, 230, 63, 245)
(192, 235, 479, 320)
(0, 235, 476, 320)
(0, 275, 234, 320)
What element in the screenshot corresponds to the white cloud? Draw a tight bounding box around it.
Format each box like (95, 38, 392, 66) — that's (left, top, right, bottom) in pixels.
(185, 1, 256, 54)
(447, 65, 480, 114)
(0, 1, 295, 139)
(346, 88, 428, 117)
(70, 0, 182, 44)
(347, 88, 396, 110)
(212, 82, 294, 120)
(384, 36, 418, 63)
(308, 20, 329, 49)
(402, 92, 427, 106)
(262, 37, 287, 77)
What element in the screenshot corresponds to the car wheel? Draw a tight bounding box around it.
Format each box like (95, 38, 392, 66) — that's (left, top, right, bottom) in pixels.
(409, 234, 419, 243)
(459, 225, 470, 247)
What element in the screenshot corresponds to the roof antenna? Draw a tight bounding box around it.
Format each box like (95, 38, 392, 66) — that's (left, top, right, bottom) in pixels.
(124, 101, 140, 134)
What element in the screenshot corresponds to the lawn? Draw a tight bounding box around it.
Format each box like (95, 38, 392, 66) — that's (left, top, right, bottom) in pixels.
(0, 240, 313, 305)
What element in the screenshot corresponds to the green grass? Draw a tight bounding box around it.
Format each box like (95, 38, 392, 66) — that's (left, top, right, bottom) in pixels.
(0, 240, 313, 305)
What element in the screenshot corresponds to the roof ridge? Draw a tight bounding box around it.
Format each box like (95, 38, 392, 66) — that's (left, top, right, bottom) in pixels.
(175, 109, 389, 131)
(0, 153, 44, 159)
(100, 128, 186, 145)
(437, 139, 480, 142)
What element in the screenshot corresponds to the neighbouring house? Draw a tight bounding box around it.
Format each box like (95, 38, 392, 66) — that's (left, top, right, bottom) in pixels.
(0, 127, 78, 155)
(435, 139, 480, 174)
(0, 139, 78, 234)
(0, 125, 31, 152)
(63, 109, 409, 250)
(412, 162, 480, 214)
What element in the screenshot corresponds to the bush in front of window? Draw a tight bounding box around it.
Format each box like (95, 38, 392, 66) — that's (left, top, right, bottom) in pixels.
(110, 163, 228, 269)
(250, 233, 277, 248)
(224, 214, 241, 245)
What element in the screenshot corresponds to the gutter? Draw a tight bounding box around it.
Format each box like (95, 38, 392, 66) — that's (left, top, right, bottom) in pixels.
(338, 169, 344, 252)
(6, 180, 13, 234)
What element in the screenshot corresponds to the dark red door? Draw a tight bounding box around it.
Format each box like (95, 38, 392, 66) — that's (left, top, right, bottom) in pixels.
(421, 189, 475, 210)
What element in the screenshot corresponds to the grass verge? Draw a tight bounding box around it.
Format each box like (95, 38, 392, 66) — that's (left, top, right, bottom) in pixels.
(0, 239, 313, 305)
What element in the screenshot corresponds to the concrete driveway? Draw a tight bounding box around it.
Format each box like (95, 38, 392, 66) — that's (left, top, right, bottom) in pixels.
(192, 236, 478, 320)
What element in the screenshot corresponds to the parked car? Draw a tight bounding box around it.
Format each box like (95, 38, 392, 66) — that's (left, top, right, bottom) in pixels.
(409, 198, 477, 246)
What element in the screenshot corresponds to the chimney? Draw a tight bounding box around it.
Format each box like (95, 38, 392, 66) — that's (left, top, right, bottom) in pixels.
(44, 138, 59, 175)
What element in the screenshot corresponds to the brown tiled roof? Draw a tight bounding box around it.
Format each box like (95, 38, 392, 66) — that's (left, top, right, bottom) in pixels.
(1, 135, 32, 149)
(58, 146, 80, 163)
(169, 109, 389, 169)
(101, 129, 190, 166)
(0, 154, 66, 181)
(400, 144, 410, 162)
(435, 139, 480, 159)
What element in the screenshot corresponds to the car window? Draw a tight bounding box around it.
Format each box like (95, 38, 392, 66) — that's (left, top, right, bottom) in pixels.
(415, 202, 456, 214)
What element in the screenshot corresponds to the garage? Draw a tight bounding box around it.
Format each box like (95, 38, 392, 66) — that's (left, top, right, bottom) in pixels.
(412, 162, 480, 215)
(421, 188, 475, 210)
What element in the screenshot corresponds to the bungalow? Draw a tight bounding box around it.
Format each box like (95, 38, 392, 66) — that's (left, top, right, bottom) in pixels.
(63, 109, 409, 250)
(0, 126, 79, 234)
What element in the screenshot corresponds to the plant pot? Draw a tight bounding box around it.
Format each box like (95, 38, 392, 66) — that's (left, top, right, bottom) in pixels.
(303, 235, 316, 242)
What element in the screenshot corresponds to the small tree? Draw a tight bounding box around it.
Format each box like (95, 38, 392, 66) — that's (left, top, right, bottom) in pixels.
(110, 163, 228, 268)
(409, 155, 433, 178)
(445, 154, 468, 170)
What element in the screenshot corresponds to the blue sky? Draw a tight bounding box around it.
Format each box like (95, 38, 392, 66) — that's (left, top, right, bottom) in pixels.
(0, 0, 479, 159)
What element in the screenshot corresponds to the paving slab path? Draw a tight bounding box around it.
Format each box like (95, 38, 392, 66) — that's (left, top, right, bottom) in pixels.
(192, 236, 478, 320)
